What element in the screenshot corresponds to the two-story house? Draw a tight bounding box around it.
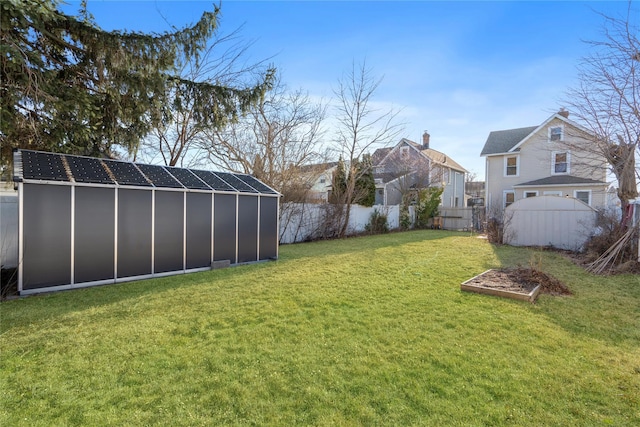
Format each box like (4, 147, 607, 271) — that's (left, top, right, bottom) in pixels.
(480, 110, 609, 212)
(371, 133, 467, 207)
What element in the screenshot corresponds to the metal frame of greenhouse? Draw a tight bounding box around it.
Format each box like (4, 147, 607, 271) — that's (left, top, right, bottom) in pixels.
(13, 150, 280, 295)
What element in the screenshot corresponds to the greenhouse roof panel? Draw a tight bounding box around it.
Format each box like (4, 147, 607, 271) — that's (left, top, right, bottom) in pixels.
(135, 164, 184, 188)
(65, 155, 114, 184)
(191, 170, 236, 192)
(165, 167, 211, 190)
(20, 151, 70, 182)
(15, 150, 279, 195)
(103, 160, 152, 187)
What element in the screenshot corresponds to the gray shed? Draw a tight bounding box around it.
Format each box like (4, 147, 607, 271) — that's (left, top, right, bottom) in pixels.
(13, 150, 280, 295)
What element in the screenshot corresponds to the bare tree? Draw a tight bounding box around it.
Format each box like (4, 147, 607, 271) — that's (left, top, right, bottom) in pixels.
(136, 26, 274, 167)
(332, 61, 404, 237)
(202, 75, 328, 201)
(564, 3, 640, 218)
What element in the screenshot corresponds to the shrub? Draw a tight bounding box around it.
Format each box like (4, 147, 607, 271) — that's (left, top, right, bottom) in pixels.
(583, 210, 639, 268)
(414, 187, 444, 229)
(364, 209, 389, 234)
(399, 204, 412, 230)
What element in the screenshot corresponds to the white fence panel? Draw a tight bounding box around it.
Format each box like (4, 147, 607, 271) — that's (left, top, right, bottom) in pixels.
(504, 196, 597, 250)
(1, 190, 19, 269)
(439, 207, 474, 231)
(279, 203, 403, 244)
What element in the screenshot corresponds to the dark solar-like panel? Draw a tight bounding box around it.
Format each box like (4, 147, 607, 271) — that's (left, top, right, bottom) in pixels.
(166, 167, 211, 190)
(191, 170, 235, 192)
(136, 164, 183, 188)
(237, 174, 278, 194)
(21, 151, 69, 181)
(17, 151, 277, 196)
(103, 160, 151, 187)
(65, 155, 113, 184)
(214, 172, 258, 193)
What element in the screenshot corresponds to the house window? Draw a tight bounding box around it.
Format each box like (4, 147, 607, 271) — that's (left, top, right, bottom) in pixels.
(543, 191, 562, 196)
(549, 126, 563, 142)
(552, 151, 569, 174)
(505, 155, 518, 177)
(400, 146, 409, 157)
(574, 190, 591, 205)
(504, 191, 515, 208)
(524, 191, 538, 198)
(319, 178, 326, 184)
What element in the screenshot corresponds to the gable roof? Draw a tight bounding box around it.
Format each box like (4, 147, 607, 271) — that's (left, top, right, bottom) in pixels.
(371, 147, 392, 165)
(374, 138, 467, 173)
(480, 126, 538, 156)
(481, 112, 598, 157)
(298, 161, 337, 174)
(422, 147, 467, 173)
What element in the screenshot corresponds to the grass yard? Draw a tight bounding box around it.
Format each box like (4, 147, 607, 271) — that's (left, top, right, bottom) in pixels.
(1, 230, 639, 426)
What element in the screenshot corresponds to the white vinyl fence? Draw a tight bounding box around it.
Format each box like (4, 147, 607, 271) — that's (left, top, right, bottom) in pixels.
(279, 203, 403, 244)
(438, 207, 476, 231)
(279, 203, 480, 244)
(1, 189, 19, 269)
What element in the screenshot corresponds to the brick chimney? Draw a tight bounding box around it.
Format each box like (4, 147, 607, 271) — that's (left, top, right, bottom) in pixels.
(422, 131, 430, 149)
(558, 108, 569, 118)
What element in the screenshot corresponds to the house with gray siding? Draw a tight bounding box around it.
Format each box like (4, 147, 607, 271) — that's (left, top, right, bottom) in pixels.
(372, 133, 467, 207)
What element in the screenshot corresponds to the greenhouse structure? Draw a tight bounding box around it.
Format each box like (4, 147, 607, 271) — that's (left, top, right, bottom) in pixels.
(13, 150, 280, 295)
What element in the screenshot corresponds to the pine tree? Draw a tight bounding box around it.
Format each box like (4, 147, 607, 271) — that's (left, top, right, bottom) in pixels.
(0, 0, 273, 173)
(329, 156, 347, 204)
(354, 154, 376, 207)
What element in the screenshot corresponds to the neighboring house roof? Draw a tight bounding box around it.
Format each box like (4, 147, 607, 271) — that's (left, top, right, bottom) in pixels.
(480, 112, 596, 156)
(422, 147, 467, 173)
(480, 126, 538, 156)
(514, 175, 608, 187)
(298, 161, 337, 173)
(371, 147, 392, 164)
(374, 138, 468, 173)
(373, 172, 398, 184)
(373, 171, 412, 185)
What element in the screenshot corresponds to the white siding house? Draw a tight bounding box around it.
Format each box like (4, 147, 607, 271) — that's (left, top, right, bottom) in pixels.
(481, 110, 609, 213)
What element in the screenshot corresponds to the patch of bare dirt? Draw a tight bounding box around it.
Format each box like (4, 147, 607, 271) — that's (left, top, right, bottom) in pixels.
(467, 267, 572, 296)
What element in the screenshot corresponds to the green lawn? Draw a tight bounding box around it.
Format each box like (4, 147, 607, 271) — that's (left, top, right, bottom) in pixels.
(1, 230, 639, 426)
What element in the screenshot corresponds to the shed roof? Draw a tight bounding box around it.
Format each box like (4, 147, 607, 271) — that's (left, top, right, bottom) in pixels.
(13, 150, 279, 195)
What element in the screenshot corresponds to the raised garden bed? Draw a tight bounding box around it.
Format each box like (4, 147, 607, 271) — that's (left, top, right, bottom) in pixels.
(461, 267, 572, 303)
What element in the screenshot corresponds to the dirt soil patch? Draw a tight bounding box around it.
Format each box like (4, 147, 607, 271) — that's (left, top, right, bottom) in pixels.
(466, 267, 572, 297)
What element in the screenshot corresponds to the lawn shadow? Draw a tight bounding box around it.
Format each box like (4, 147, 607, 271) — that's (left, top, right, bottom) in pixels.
(0, 262, 266, 334)
(1, 230, 462, 334)
(490, 244, 640, 347)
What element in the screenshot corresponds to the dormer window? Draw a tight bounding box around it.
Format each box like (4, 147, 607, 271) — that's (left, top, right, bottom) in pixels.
(549, 126, 563, 142)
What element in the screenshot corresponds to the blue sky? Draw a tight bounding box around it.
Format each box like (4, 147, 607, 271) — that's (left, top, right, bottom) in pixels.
(64, 1, 634, 177)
